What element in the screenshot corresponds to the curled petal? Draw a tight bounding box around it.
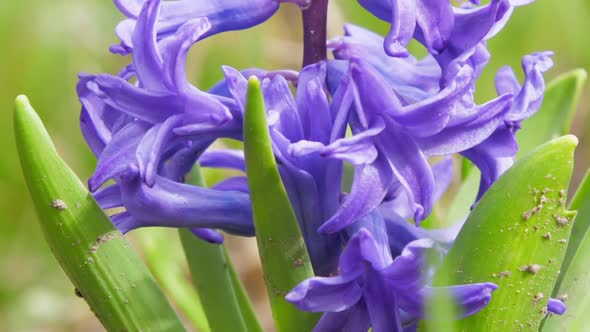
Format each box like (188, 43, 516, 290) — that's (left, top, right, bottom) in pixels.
(289, 119, 384, 166)
(189, 228, 224, 244)
(414, 0, 454, 54)
(363, 270, 403, 332)
(286, 275, 362, 312)
(415, 94, 513, 155)
(212, 176, 249, 193)
(222, 66, 249, 111)
(382, 238, 435, 290)
(378, 118, 434, 223)
(340, 227, 393, 274)
(132, 0, 166, 91)
(85, 74, 182, 124)
(262, 75, 304, 142)
(199, 149, 245, 172)
(350, 59, 403, 120)
(312, 305, 371, 332)
(93, 184, 123, 210)
(334, 25, 441, 97)
(136, 114, 185, 187)
(114, 0, 284, 53)
(296, 62, 331, 142)
(161, 140, 212, 182)
(421, 283, 498, 318)
(504, 51, 554, 123)
(78, 74, 125, 155)
(159, 18, 212, 90)
(89, 121, 150, 192)
(319, 153, 393, 234)
(383, 0, 416, 57)
(393, 65, 474, 137)
(448, 0, 510, 54)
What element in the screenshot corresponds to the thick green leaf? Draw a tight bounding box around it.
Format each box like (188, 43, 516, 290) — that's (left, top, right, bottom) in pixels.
(243, 77, 319, 331)
(179, 166, 261, 332)
(542, 170, 590, 331)
(434, 135, 578, 331)
(136, 228, 211, 332)
(517, 69, 587, 157)
(448, 69, 586, 226)
(14, 95, 184, 331)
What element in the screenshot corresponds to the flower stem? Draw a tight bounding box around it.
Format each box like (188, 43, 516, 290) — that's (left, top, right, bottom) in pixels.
(302, 0, 328, 67)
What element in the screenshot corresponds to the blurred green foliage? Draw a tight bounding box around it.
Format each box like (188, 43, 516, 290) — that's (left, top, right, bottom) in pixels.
(0, 0, 588, 330)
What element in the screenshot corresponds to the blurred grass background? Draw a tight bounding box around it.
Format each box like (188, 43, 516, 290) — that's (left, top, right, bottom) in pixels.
(0, 0, 588, 331)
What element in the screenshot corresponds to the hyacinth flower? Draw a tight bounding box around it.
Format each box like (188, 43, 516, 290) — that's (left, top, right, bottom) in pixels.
(9, 0, 580, 328)
(462, 51, 554, 199)
(304, 21, 553, 232)
(202, 61, 353, 275)
(357, 0, 526, 60)
(79, 0, 256, 239)
(286, 219, 498, 332)
(110, 0, 311, 54)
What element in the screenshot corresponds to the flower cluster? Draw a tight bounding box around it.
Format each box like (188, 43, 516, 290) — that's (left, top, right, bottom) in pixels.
(78, 0, 566, 330)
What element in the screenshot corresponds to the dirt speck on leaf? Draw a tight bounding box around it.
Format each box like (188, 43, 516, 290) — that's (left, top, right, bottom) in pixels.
(90, 232, 120, 254)
(51, 199, 67, 210)
(553, 214, 570, 227)
(520, 264, 542, 275)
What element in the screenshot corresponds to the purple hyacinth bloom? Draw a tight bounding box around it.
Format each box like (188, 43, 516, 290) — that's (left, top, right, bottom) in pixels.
(547, 298, 567, 315)
(310, 23, 551, 231)
(286, 221, 498, 332)
(357, 0, 529, 59)
(111, 0, 310, 55)
(297, 52, 512, 231)
(462, 51, 553, 199)
(209, 61, 353, 275)
(79, 0, 255, 239)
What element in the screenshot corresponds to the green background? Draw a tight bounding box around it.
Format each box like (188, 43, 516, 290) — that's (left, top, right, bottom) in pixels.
(0, 1, 588, 330)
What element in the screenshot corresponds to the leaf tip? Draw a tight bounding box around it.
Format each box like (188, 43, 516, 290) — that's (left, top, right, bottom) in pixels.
(561, 134, 579, 147)
(572, 68, 588, 83)
(14, 94, 36, 128)
(247, 75, 261, 87)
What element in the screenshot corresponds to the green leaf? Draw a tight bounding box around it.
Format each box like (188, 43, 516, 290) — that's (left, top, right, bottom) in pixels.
(243, 77, 319, 331)
(135, 228, 211, 332)
(179, 230, 250, 332)
(224, 246, 264, 332)
(516, 69, 587, 157)
(542, 170, 590, 331)
(446, 167, 480, 226)
(447, 69, 586, 226)
(179, 166, 261, 332)
(554, 170, 590, 290)
(434, 135, 578, 331)
(13, 95, 185, 331)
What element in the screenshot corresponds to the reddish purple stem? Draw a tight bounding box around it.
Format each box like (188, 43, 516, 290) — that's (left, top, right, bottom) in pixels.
(302, 0, 328, 67)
